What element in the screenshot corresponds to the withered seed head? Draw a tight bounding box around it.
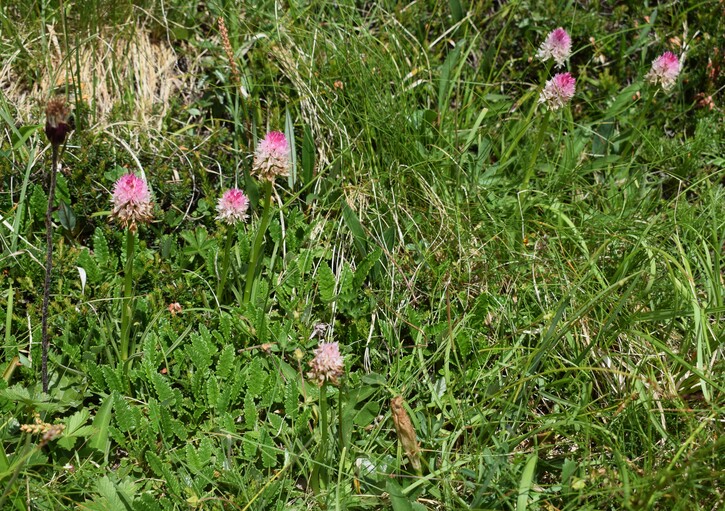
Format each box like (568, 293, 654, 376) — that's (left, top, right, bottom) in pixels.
(45, 97, 72, 147)
(391, 396, 421, 473)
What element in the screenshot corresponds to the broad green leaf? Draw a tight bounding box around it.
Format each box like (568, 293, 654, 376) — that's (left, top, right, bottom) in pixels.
(89, 393, 115, 456)
(386, 479, 413, 511)
(516, 453, 538, 511)
(57, 408, 92, 450)
(341, 199, 368, 258)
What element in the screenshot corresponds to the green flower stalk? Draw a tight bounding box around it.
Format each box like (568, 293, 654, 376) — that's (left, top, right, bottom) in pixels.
(307, 341, 345, 493)
(243, 131, 291, 304)
(523, 72, 576, 187)
(215, 188, 250, 302)
(41, 97, 71, 393)
(110, 173, 154, 362)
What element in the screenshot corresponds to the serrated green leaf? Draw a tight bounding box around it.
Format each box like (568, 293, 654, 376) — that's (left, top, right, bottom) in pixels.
(0, 384, 31, 403)
(242, 431, 258, 459)
(244, 394, 257, 430)
(219, 312, 232, 341)
(339, 263, 354, 299)
(57, 408, 92, 449)
(206, 376, 220, 411)
(317, 262, 336, 302)
(87, 475, 130, 511)
(259, 429, 277, 468)
(152, 373, 175, 405)
(102, 366, 126, 394)
(114, 397, 139, 433)
(185, 332, 213, 370)
(92, 227, 114, 270)
(217, 344, 235, 380)
(29, 185, 47, 221)
(145, 450, 165, 477)
(354, 247, 382, 288)
(246, 358, 267, 398)
(77, 248, 101, 284)
(284, 381, 299, 421)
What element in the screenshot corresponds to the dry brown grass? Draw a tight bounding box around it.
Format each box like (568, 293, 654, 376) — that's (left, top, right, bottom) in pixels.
(0, 20, 198, 129)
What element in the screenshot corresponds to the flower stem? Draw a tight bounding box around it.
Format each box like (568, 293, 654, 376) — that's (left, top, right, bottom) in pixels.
(522, 108, 551, 188)
(243, 181, 273, 304)
(216, 224, 235, 303)
(311, 382, 329, 493)
(120, 229, 135, 362)
(41, 145, 59, 394)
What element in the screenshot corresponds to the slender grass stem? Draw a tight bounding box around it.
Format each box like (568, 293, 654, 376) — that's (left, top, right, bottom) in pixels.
(120, 229, 135, 362)
(41, 144, 59, 394)
(243, 180, 273, 304)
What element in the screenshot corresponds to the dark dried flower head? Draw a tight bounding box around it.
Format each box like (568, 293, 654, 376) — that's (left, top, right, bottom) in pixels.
(45, 97, 72, 147)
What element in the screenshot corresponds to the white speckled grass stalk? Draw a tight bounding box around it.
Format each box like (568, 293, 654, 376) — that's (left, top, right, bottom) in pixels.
(40, 144, 59, 393)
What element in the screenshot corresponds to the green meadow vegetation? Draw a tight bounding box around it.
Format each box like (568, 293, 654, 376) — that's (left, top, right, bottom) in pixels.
(1, 1, 723, 509)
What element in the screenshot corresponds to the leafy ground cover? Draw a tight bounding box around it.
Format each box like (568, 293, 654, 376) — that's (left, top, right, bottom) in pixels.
(1, 1, 724, 509)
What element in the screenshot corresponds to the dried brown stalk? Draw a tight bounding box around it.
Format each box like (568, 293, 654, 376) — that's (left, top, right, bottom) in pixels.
(217, 17, 240, 86)
(391, 396, 421, 473)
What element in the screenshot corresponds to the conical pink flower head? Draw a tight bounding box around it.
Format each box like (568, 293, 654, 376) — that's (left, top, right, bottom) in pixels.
(111, 173, 153, 231)
(645, 52, 681, 91)
(216, 188, 250, 224)
(307, 341, 344, 386)
(536, 28, 572, 68)
(539, 72, 576, 111)
(252, 131, 291, 182)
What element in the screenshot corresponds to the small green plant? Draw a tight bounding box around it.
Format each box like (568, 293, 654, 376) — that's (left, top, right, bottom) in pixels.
(108, 173, 154, 363)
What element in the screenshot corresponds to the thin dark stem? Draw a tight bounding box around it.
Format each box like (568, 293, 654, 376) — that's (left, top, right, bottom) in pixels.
(41, 144, 59, 394)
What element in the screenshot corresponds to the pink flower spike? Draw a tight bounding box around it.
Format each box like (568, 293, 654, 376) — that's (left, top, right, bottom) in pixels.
(645, 52, 681, 91)
(111, 173, 153, 231)
(252, 131, 291, 182)
(216, 188, 250, 224)
(539, 72, 576, 111)
(536, 28, 572, 68)
(307, 341, 344, 386)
